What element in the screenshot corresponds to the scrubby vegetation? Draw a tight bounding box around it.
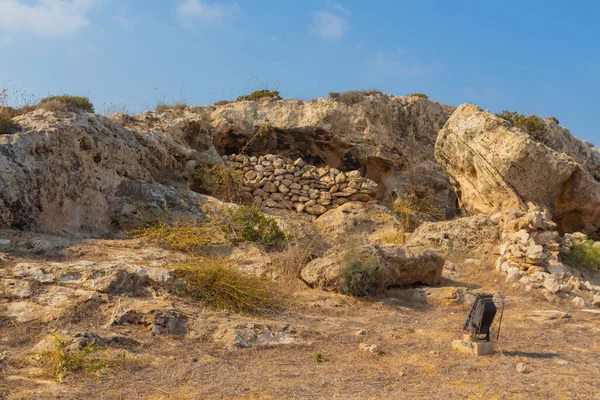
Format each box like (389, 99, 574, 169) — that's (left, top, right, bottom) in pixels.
(155, 102, 187, 113)
(391, 187, 445, 231)
(562, 237, 600, 272)
(328, 90, 384, 105)
(127, 222, 216, 252)
(337, 248, 383, 297)
(0, 112, 20, 135)
(39, 95, 95, 113)
(191, 164, 245, 203)
(310, 352, 327, 363)
(38, 334, 107, 382)
(237, 90, 282, 102)
(174, 257, 278, 313)
(495, 110, 548, 140)
(408, 93, 429, 99)
(222, 205, 285, 247)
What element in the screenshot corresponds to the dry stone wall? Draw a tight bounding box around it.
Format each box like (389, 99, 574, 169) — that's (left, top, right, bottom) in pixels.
(224, 153, 378, 216)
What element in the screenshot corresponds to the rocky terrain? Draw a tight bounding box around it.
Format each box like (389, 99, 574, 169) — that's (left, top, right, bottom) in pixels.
(1, 92, 599, 399)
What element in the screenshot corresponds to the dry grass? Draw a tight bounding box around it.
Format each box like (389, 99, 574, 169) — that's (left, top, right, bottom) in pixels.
(38, 95, 94, 113)
(391, 187, 445, 231)
(126, 222, 219, 253)
(173, 256, 279, 313)
(0, 112, 19, 135)
(337, 248, 384, 297)
(155, 103, 187, 113)
(191, 164, 245, 203)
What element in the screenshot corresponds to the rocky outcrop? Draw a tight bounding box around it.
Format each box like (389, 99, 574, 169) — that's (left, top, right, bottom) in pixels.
(435, 104, 600, 236)
(300, 244, 444, 291)
(226, 153, 378, 215)
(405, 216, 499, 257)
(0, 110, 221, 234)
(133, 94, 458, 217)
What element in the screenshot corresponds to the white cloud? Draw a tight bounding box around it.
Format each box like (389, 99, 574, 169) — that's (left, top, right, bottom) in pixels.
(309, 11, 347, 40)
(329, 2, 350, 14)
(176, 0, 240, 24)
(0, 0, 99, 37)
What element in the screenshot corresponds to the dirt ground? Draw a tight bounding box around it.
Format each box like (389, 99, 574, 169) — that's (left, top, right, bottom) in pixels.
(1, 240, 599, 400)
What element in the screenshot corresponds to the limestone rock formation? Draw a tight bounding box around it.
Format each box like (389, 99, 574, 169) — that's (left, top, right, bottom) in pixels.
(300, 244, 444, 291)
(435, 104, 600, 236)
(133, 94, 458, 217)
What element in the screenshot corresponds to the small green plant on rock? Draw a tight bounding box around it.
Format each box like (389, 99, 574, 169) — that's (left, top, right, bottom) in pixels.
(337, 248, 383, 297)
(408, 93, 429, 99)
(562, 237, 600, 272)
(38, 333, 107, 382)
(127, 222, 217, 253)
(0, 112, 19, 135)
(222, 205, 285, 247)
(495, 110, 548, 140)
(38, 95, 94, 113)
(237, 90, 282, 102)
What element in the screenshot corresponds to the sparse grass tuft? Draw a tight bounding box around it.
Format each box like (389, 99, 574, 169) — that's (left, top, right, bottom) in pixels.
(408, 93, 429, 99)
(562, 237, 600, 272)
(495, 110, 548, 140)
(155, 102, 187, 113)
(310, 352, 327, 363)
(0, 112, 19, 135)
(237, 90, 282, 102)
(222, 205, 285, 248)
(391, 187, 445, 231)
(38, 333, 107, 382)
(39, 95, 94, 113)
(337, 248, 383, 297)
(127, 222, 217, 253)
(329, 90, 384, 105)
(174, 257, 278, 313)
(191, 164, 245, 203)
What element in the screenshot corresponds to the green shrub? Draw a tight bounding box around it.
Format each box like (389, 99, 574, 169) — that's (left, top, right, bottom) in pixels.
(222, 205, 285, 247)
(214, 100, 232, 106)
(174, 257, 277, 313)
(562, 237, 600, 272)
(191, 164, 245, 203)
(337, 249, 383, 297)
(310, 352, 327, 363)
(408, 93, 429, 99)
(39, 95, 94, 113)
(329, 90, 383, 105)
(0, 113, 19, 135)
(495, 110, 548, 140)
(39, 333, 107, 382)
(237, 90, 282, 102)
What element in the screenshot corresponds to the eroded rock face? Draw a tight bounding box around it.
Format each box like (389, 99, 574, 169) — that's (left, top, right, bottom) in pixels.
(300, 244, 444, 292)
(134, 95, 458, 217)
(435, 104, 600, 236)
(1, 110, 221, 234)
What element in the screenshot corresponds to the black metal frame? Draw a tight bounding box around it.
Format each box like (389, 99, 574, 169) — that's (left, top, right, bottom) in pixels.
(462, 293, 505, 342)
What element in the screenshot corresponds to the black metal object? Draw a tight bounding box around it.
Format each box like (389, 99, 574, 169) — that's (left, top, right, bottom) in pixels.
(463, 293, 504, 342)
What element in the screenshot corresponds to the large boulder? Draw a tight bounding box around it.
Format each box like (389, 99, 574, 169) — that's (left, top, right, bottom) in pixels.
(300, 244, 444, 292)
(405, 216, 499, 257)
(435, 104, 600, 236)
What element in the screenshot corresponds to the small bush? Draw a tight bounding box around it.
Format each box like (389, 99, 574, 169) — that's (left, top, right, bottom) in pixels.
(127, 222, 216, 252)
(0, 113, 19, 135)
(495, 110, 548, 140)
(408, 93, 429, 99)
(337, 249, 383, 297)
(310, 352, 327, 363)
(39, 334, 107, 382)
(214, 100, 232, 106)
(391, 187, 445, 231)
(191, 164, 244, 203)
(562, 237, 600, 272)
(174, 257, 277, 313)
(329, 90, 384, 105)
(236, 90, 282, 102)
(155, 103, 187, 113)
(222, 205, 285, 247)
(39, 95, 94, 113)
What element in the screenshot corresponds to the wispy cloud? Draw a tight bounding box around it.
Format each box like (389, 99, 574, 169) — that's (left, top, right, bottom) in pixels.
(176, 0, 241, 25)
(309, 11, 347, 40)
(0, 0, 99, 37)
(369, 51, 440, 78)
(329, 2, 350, 14)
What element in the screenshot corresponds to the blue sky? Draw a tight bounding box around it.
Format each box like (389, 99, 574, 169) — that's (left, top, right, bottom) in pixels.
(0, 0, 599, 143)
